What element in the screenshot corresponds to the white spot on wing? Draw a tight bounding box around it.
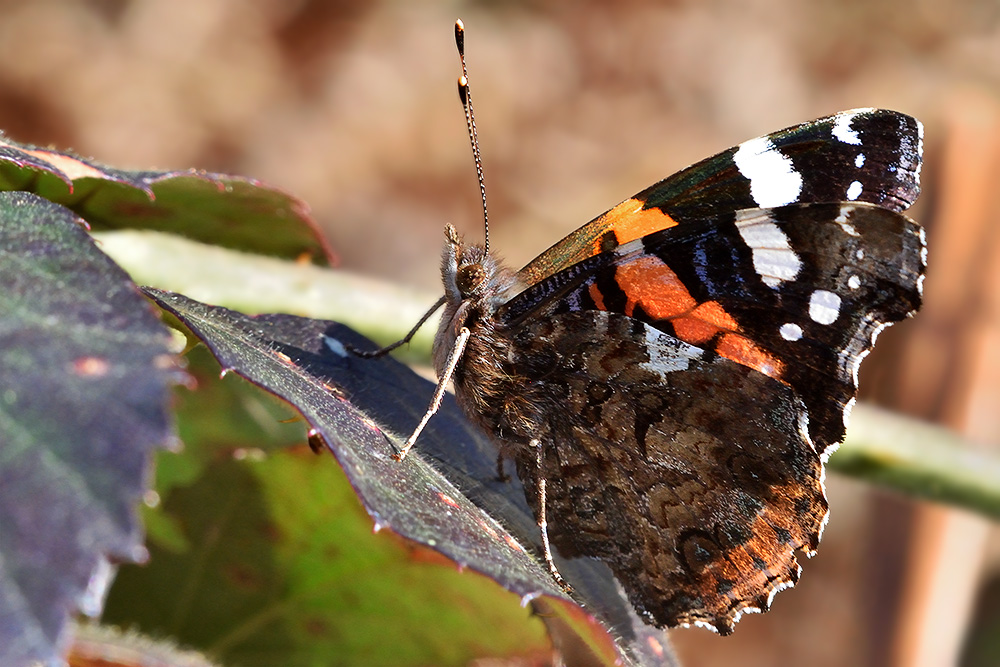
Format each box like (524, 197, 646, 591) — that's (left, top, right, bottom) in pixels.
(820, 440, 841, 465)
(916, 119, 925, 186)
(780, 323, 803, 341)
(733, 136, 803, 207)
(842, 396, 857, 431)
(641, 327, 700, 379)
(846, 321, 890, 386)
(735, 211, 802, 288)
(835, 205, 859, 236)
(848, 275, 861, 289)
(855, 153, 866, 168)
(767, 577, 797, 607)
(846, 180, 863, 200)
(726, 560, 800, 627)
(614, 238, 645, 257)
(798, 409, 815, 453)
(832, 110, 863, 145)
(809, 289, 842, 325)
(919, 226, 929, 271)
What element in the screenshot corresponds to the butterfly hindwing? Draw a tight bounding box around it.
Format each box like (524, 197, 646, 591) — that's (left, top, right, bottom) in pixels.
(506, 309, 826, 634)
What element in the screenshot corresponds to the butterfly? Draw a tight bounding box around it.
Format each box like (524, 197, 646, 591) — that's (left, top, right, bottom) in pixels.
(389, 20, 925, 636)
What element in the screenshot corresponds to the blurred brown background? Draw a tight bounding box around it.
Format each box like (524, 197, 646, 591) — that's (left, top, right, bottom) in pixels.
(6, 1, 999, 665)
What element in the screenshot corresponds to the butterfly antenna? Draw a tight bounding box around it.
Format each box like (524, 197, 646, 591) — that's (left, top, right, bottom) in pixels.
(455, 19, 490, 256)
(347, 21, 481, 361)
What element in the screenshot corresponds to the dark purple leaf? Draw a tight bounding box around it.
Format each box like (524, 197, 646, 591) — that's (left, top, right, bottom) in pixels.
(142, 287, 678, 667)
(0, 192, 179, 666)
(0, 136, 334, 264)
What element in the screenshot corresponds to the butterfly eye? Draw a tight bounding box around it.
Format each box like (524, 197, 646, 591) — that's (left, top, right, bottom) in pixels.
(456, 263, 487, 296)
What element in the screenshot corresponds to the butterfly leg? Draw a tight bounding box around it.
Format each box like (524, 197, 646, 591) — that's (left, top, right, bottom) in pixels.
(396, 327, 471, 461)
(533, 438, 571, 592)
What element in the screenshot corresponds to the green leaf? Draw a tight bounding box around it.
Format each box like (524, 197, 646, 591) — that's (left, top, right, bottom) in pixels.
(139, 288, 677, 666)
(104, 352, 550, 666)
(0, 137, 333, 264)
(0, 192, 178, 665)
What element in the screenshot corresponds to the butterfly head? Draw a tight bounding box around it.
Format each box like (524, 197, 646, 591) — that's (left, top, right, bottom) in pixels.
(440, 224, 516, 305)
(443, 224, 487, 298)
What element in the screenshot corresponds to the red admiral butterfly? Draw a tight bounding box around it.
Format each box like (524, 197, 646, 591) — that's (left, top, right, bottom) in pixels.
(388, 21, 925, 635)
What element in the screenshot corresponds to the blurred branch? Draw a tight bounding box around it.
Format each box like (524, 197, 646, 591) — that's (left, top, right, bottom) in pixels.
(833, 404, 1000, 520)
(98, 229, 1000, 522)
(95, 229, 438, 364)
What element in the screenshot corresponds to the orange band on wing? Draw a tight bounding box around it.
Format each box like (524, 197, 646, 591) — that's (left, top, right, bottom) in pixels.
(672, 301, 741, 344)
(518, 199, 678, 285)
(716, 333, 785, 381)
(588, 281, 606, 311)
(611, 254, 785, 380)
(615, 255, 695, 319)
(592, 199, 679, 255)
(691, 301, 739, 330)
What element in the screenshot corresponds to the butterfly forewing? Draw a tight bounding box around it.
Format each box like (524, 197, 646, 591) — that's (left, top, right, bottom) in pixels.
(519, 109, 922, 286)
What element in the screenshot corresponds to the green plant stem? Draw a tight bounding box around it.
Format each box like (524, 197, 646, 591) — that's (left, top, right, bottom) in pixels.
(95, 229, 439, 364)
(833, 404, 1000, 519)
(97, 229, 1000, 522)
